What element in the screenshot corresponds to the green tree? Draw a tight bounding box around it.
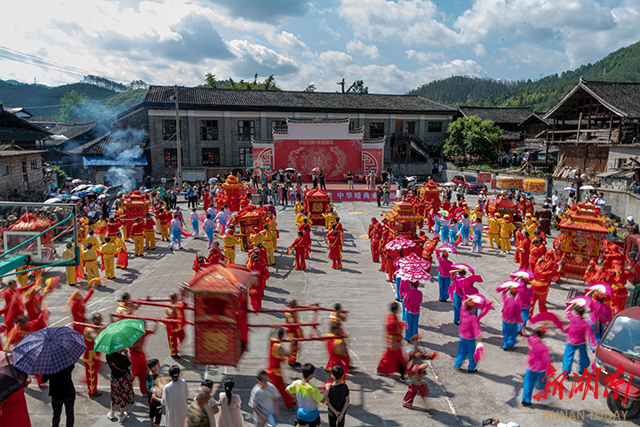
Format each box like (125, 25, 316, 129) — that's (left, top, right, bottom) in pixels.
(52, 166, 67, 188)
(303, 84, 316, 92)
(442, 115, 502, 163)
(204, 73, 218, 88)
(55, 90, 90, 123)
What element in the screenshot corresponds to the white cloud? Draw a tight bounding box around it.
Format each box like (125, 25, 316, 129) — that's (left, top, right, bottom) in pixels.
(346, 40, 380, 59)
(474, 44, 486, 57)
(265, 31, 308, 52)
(338, 0, 461, 46)
(226, 39, 299, 76)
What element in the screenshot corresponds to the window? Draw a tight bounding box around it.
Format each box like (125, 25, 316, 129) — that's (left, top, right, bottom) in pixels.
(271, 120, 287, 132)
(406, 121, 416, 134)
(238, 120, 255, 141)
(202, 148, 220, 166)
(239, 147, 253, 167)
(162, 119, 177, 141)
(0, 165, 8, 176)
(369, 122, 384, 139)
(428, 121, 443, 133)
(349, 121, 356, 131)
(164, 149, 177, 168)
(200, 120, 218, 141)
(31, 160, 38, 170)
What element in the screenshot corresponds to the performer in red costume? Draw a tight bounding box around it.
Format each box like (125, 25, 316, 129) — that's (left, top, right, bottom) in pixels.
(376, 302, 406, 378)
(266, 327, 295, 408)
(129, 321, 158, 395)
(284, 299, 304, 368)
(247, 254, 268, 311)
(530, 252, 562, 316)
(68, 287, 94, 334)
(165, 293, 185, 358)
(326, 230, 343, 269)
(83, 313, 104, 397)
(290, 231, 307, 270)
(325, 321, 349, 381)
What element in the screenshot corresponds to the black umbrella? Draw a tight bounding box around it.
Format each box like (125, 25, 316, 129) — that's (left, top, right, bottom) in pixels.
(0, 351, 28, 403)
(285, 168, 296, 173)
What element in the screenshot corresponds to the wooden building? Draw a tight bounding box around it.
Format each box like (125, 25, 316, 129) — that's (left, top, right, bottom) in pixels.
(458, 106, 536, 151)
(544, 78, 640, 175)
(0, 149, 47, 200)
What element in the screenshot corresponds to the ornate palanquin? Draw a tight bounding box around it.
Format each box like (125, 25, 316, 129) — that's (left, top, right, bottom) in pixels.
(304, 189, 331, 227)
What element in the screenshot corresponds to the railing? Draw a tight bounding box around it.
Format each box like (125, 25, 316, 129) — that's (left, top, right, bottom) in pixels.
(390, 133, 431, 162)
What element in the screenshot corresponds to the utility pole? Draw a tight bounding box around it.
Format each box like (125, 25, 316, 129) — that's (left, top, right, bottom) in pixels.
(173, 86, 182, 189)
(337, 78, 346, 93)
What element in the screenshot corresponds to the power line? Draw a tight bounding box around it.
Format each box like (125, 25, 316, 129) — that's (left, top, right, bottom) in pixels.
(0, 45, 130, 83)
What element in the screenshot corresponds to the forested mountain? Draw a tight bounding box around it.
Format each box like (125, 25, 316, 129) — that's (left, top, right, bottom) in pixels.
(408, 40, 640, 112)
(408, 76, 525, 105)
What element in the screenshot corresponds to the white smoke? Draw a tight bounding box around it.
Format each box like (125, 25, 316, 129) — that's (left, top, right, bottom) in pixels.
(102, 127, 149, 191)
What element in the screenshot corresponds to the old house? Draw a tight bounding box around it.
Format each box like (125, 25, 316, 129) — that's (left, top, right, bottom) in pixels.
(544, 78, 640, 176)
(0, 104, 50, 150)
(0, 148, 47, 200)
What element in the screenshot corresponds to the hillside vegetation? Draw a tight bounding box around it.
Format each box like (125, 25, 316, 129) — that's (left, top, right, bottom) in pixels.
(408, 40, 640, 112)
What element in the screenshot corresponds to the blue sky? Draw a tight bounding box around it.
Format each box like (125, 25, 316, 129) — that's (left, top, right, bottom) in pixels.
(4, 0, 640, 94)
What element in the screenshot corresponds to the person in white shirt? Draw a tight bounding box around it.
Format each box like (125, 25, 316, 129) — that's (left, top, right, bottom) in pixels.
(162, 366, 189, 427)
(595, 192, 606, 206)
(551, 191, 559, 212)
(248, 371, 279, 427)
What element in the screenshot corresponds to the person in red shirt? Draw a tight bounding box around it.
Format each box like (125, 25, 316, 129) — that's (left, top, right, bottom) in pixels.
(611, 262, 632, 313)
(376, 302, 406, 378)
(370, 222, 383, 263)
(206, 242, 227, 265)
(298, 220, 312, 259)
(530, 252, 562, 316)
(290, 231, 306, 270)
(192, 255, 207, 272)
(83, 312, 104, 397)
(516, 231, 531, 270)
(143, 214, 156, 250)
(528, 238, 546, 268)
(157, 209, 171, 241)
(106, 217, 122, 238)
(0, 279, 36, 335)
(326, 230, 343, 269)
(129, 321, 158, 395)
(68, 288, 95, 334)
(131, 218, 144, 256)
(4, 312, 47, 350)
(266, 327, 295, 408)
(325, 321, 349, 381)
(165, 293, 185, 358)
(247, 254, 268, 311)
(284, 299, 304, 367)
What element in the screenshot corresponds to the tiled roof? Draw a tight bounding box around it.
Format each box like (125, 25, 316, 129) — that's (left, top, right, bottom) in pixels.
(0, 149, 45, 157)
(143, 86, 457, 114)
(0, 127, 49, 142)
(459, 106, 535, 124)
(545, 80, 640, 119)
(0, 143, 24, 151)
(70, 132, 148, 156)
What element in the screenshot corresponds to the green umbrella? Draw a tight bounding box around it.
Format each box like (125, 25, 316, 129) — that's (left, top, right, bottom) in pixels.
(94, 319, 146, 354)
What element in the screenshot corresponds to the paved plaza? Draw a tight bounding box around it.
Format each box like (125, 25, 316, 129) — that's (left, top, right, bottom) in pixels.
(13, 196, 629, 427)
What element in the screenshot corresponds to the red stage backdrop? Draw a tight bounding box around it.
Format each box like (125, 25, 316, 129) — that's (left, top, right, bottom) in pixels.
(252, 118, 384, 182)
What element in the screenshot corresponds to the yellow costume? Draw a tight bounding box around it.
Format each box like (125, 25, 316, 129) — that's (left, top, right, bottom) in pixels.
(323, 211, 338, 229)
(499, 218, 516, 253)
(262, 230, 275, 265)
(220, 233, 239, 265)
(93, 219, 107, 243)
(83, 247, 101, 286)
(82, 234, 99, 251)
(100, 241, 116, 279)
(487, 215, 501, 249)
(267, 220, 279, 251)
(62, 246, 77, 285)
(250, 230, 267, 249)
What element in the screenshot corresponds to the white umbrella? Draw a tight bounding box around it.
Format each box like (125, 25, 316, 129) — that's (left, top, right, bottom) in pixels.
(208, 178, 219, 184)
(580, 185, 596, 190)
(71, 185, 89, 193)
(442, 182, 457, 187)
(70, 196, 80, 201)
(95, 184, 107, 190)
(44, 198, 62, 204)
(98, 194, 111, 199)
(563, 186, 576, 191)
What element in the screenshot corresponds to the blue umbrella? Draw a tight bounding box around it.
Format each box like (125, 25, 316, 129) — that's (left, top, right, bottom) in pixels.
(12, 327, 86, 375)
(75, 191, 88, 198)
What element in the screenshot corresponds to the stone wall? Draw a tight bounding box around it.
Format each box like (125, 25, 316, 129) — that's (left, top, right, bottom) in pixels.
(0, 153, 47, 200)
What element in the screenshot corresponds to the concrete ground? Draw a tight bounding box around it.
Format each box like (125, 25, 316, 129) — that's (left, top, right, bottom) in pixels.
(8, 195, 639, 427)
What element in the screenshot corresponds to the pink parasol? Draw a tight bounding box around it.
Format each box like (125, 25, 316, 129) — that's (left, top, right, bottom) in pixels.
(436, 245, 457, 255)
(510, 269, 534, 281)
(451, 263, 474, 275)
(496, 280, 523, 292)
(566, 296, 592, 309)
(397, 253, 430, 270)
(385, 237, 417, 251)
(586, 282, 613, 297)
(396, 267, 431, 282)
(529, 312, 565, 331)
